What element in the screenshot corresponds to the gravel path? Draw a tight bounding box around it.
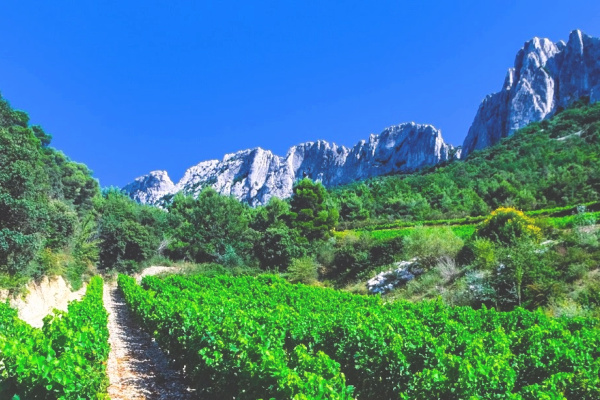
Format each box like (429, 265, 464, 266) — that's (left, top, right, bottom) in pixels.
(104, 277, 195, 399)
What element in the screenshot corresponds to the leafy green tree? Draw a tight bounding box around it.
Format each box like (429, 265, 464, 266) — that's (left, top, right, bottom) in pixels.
(0, 93, 101, 286)
(250, 196, 292, 231)
(250, 197, 304, 269)
(289, 178, 338, 242)
(0, 125, 50, 275)
(167, 188, 256, 264)
(95, 189, 165, 271)
(45, 199, 78, 249)
(254, 226, 305, 270)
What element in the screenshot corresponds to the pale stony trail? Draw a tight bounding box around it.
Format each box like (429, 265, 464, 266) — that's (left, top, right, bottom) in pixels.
(104, 271, 195, 400)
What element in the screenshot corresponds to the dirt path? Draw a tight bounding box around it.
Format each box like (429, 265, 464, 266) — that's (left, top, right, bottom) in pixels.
(104, 273, 195, 399)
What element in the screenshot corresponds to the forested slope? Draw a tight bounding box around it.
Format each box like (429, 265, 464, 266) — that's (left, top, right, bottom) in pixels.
(331, 100, 600, 227)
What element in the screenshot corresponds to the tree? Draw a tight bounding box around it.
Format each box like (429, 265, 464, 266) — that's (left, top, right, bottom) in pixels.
(289, 178, 338, 242)
(254, 226, 305, 270)
(167, 188, 256, 263)
(95, 189, 165, 271)
(0, 125, 50, 275)
(0, 94, 100, 284)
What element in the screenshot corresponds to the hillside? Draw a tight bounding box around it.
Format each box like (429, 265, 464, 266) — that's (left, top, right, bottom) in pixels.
(123, 29, 600, 207)
(332, 99, 600, 227)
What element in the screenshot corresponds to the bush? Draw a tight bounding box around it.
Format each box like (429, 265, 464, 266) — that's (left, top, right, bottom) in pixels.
(403, 226, 464, 267)
(254, 225, 305, 269)
(477, 207, 542, 245)
(287, 257, 319, 284)
(470, 238, 497, 270)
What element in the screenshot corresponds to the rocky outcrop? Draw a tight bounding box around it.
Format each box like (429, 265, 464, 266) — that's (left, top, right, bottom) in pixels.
(367, 259, 423, 294)
(124, 123, 455, 206)
(123, 170, 176, 206)
(0, 276, 87, 328)
(462, 30, 600, 156)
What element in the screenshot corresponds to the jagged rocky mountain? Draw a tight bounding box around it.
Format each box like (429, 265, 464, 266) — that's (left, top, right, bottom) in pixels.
(124, 123, 455, 206)
(124, 29, 599, 206)
(462, 29, 600, 156)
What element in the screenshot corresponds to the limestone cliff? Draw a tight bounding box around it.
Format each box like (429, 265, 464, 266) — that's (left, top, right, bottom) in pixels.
(124, 123, 455, 206)
(462, 30, 600, 156)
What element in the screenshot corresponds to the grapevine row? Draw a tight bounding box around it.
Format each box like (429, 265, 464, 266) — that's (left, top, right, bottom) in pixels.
(0, 276, 110, 399)
(120, 273, 600, 399)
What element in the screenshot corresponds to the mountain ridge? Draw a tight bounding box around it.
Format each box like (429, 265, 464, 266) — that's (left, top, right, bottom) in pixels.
(124, 29, 599, 206)
(124, 122, 455, 206)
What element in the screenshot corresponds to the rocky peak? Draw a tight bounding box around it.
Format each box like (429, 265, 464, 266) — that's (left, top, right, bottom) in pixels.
(124, 123, 455, 206)
(124, 29, 599, 206)
(122, 170, 176, 205)
(462, 29, 600, 156)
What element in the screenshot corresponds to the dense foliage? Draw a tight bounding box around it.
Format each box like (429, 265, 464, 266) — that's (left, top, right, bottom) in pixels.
(288, 178, 339, 242)
(120, 273, 600, 399)
(0, 94, 99, 288)
(95, 189, 168, 272)
(365, 204, 600, 314)
(1, 91, 600, 320)
(162, 179, 343, 272)
(331, 100, 600, 227)
(0, 276, 110, 399)
(166, 188, 255, 265)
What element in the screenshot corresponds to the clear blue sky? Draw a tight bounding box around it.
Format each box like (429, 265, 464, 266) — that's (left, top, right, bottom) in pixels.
(0, 1, 599, 187)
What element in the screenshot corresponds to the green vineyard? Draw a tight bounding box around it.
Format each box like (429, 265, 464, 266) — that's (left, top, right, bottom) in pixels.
(0, 277, 110, 399)
(119, 273, 600, 399)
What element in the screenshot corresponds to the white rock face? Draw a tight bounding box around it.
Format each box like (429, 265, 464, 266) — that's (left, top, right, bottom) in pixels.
(462, 30, 600, 156)
(122, 170, 176, 206)
(124, 123, 456, 206)
(126, 29, 599, 204)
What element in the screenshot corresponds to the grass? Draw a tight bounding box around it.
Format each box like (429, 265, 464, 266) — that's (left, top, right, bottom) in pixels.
(365, 224, 477, 241)
(546, 212, 600, 229)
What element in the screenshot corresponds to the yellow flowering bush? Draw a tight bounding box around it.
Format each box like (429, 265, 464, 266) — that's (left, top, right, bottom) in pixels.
(477, 207, 542, 245)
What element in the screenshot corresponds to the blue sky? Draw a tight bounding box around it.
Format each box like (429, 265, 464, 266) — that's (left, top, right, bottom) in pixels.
(0, 1, 599, 187)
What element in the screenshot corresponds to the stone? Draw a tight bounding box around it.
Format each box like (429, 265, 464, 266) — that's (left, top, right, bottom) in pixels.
(122, 170, 176, 206)
(124, 30, 600, 205)
(462, 30, 600, 156)
(366, 259, 423, 294)
(124, 123, 456, 206)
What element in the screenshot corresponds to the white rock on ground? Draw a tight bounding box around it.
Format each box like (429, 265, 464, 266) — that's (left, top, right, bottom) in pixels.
(367, 259, 423, 294)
